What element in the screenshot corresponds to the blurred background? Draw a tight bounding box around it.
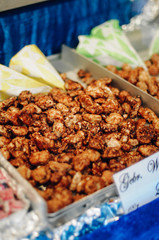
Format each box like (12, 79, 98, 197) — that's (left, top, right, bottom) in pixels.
(0, 0, 148, 65)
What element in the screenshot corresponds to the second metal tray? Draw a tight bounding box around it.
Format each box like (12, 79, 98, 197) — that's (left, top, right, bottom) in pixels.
(47, 45, 159, 227)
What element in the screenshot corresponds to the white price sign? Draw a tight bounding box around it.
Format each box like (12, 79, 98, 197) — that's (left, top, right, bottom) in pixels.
(113, 151, 159, 213)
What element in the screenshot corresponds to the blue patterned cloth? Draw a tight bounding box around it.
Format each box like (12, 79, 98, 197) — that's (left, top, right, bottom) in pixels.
(0, 0, 144, 66)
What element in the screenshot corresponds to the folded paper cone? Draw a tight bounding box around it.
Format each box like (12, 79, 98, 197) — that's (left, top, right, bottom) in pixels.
(9, 45, 65, 90)
(0, 64, 51, 100)
(76, 20, 147, 70)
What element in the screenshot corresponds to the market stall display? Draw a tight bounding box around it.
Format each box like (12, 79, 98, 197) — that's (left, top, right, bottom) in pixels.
(1, 1, 159, 238)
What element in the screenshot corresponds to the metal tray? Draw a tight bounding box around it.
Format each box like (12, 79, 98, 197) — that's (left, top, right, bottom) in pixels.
(47, 45, 159, 227)
(0, 153, 48, 239)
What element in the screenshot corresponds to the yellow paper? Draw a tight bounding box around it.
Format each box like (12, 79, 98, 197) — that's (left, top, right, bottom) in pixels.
(0, 64, 51, 100)
(9, 45, 64, 90)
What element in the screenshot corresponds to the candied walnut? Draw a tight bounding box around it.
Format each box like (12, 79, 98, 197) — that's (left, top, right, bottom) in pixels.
(106, 65, 117, 73)
(64, 114, 82, 129)
(117, 70, 129, 80)
(21, 103, 42, 114)
(128, 75, 137, 85)
(50, 172, 62, 184)
(138, 145, 158, 157)
(46, 108, 63, 123)
(0, 96, 17, 110)
(147, 77, 158, 96)
(64, 130, 85, 146)
(56, 175, 72, 188)
(95, 77, 112, 87)
(77, 69, 92, 79)
(0, 146, 10, 160)
(151, 53, 159, 64)
(54, 152, 73, 163)
(100, 122, 118, 133)
(89, 134, 105, 150)
(29, 150, 50, 165)
(138, 70, 149, 82)
(6, 106, 20, 125)
(7, 137, 30, 158)
(73, 149, 100, 171)
(9, 157, 27, 168)
(144, 60, 151, 68)
(122, 102, 131, 117)
(31, 132, 54, 150)
(102, 147, 123, 159)
(85, 84, 105, 98)
(120, 151, 142, 167)
(84, 176, 105, 194)
(0, 136, 11, 148)
(47, 188, 73, 213)
(53, 140, 68, 154)
(127, 138, 139, 147)
(119, 90, 130, 103)
(65, 79, 83, 91)
(152, 118, 159, 130)
(136, 124, 155, 144)
(8, 126, 28, 136)
(56, 103, 69, 115)
(102, 98, 119, 114)
(32, 114, 49, 132)
(82, 113, 102, 124)
(101, 170, 113, 185)
(121, 143, 131, 152)
(119, 119, 136, 137)
(18, 91, 33, 106)
(126, 96, 141, 118)
(106, 137, 121, 148)
(109, 87, 120, 97)
(49, 161, 71, 174)
(66, 100, 80, 115)
(68, 89, 84, 97)
(92, 162, 108, 175)
(79, 94, 93, 109)
(105, 113, 123, 125)
(32, 166, 51, 184)
(109, 159, 125, 172)
(84, 102, 103, 115)
(34, 94, 54, 110)
(136, 81, 148, 92)
(50, 87, 72, 106)
(17, 165, 31, 180)
(74, 149, 100, 168)
(120, 135, 129, 144)
(139, 107, 157, 122)
(19, 103, 42, 125)
(52, 120, 66, 138)
(103, 132, 121, 141)
(0, 111, 9, 124)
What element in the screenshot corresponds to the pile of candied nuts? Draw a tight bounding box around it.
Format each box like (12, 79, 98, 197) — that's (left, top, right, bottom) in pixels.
(106, 53, 159, 99)
(0, 69, 159, 213)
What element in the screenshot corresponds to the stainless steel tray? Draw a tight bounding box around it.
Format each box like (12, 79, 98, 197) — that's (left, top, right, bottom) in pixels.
(0, 153, 48, 239)
(50, 45, 159, 115)
(47, 45, 159, 227)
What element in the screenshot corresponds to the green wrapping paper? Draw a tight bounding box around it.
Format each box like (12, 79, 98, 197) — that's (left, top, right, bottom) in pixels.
(149, 28, 159, 57)
(76, 20, 147, 70)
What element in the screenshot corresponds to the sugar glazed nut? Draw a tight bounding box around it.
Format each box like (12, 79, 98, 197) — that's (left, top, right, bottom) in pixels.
(106, 53, 159, 99)
(0, 70, 159, 214)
